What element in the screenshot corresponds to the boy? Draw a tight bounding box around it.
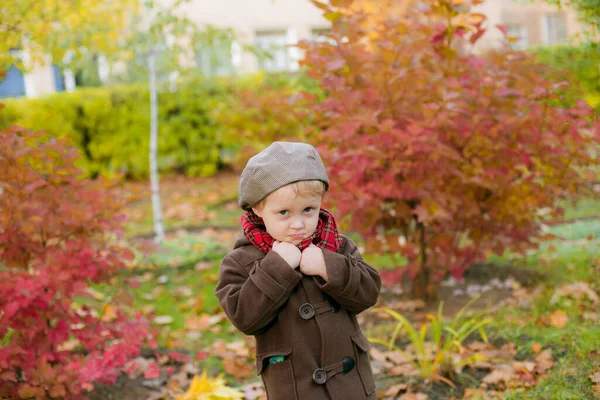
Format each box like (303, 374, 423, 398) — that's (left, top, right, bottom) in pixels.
(215, 142, 381, 399)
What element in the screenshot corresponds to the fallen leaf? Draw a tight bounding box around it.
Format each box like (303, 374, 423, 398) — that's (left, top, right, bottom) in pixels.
(172, 286, 192, 297)
(513, 361, 536, 375)
(209, 313, 227, 325)
(140, 305, 155, 314)
(152, 285, 165, 297)
(195, 261, 212, 271)
(590, 368, 600, 398)
(384, 383, 408, 397)
(584, 312, 600, 322)
(240, 382, 266, 400)
(227, 340, 251, 358)
(467, 341, 492, 352)
(535, 350, 553, 373)
(551, 282, 599, 305)
(138, 272, 154, 282)
(387, 362, 419, 377)
(482, 364, 515, 386)
(154, 315, 174, 325)
(398, 392, 428, 400)
(549, 310, 568, 328)
(386, 350, 411, 365)
(531, 343, 542, 354)
(185, 314, 212, 331)
(463, 388, 487, 399)
(590, 369, 600, 384)
(222, 358, 253, 379)
(368, 347, 387, 362)
(177, 370, 244, 400)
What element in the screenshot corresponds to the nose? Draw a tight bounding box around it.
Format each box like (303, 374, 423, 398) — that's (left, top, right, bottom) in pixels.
(290, 217, 304, 230)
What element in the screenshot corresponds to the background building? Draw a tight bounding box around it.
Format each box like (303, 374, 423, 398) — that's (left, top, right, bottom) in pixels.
(0, 0, 583, 99)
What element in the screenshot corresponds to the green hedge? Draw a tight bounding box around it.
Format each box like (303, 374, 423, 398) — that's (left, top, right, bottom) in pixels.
(0, 73, 313, 179)
(531, 42, 600, 110)
(0, 80, 231, 179)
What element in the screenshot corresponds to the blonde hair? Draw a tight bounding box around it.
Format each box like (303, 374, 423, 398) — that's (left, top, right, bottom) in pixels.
(253, 180, 326, 211)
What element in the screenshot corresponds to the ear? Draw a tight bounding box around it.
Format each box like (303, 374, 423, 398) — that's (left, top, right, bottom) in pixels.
(252, 207, 262, 218)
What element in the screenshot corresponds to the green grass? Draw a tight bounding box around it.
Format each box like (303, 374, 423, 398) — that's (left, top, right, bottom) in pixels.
(488, 224, 600, 399)
(559, 197, 600, 221)
(504, 356, 597, 400)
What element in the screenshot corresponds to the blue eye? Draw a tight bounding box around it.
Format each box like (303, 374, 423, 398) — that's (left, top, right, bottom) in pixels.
(304, 207, 313, 213)
(279, 210, 289, 216)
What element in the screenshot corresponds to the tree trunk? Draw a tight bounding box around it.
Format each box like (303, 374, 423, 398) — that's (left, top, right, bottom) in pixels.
(148, 49, 164, 243)
(411, 222, 435, 302)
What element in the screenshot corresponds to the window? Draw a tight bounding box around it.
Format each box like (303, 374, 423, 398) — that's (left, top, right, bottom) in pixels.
(0, 65, 26, 98)
(196, 38, 234, 76)
(255, 30, 296, 72)
(311, 27, 337, 45)
(195, 27, 236, 76)
(505, 25, 528, 50)
(542, 13, 568, 44)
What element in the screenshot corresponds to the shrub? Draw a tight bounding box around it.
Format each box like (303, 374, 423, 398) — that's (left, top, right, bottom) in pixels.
(0, 118, 154, 398)
(210, 72, 319, 169)
(531, 42, 600, 111)
(0, 79, 231, 179)
(298, 0, 600, 300)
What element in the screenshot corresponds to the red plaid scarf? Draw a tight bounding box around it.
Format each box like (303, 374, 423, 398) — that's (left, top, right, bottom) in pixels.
(241, 208, 343, 254)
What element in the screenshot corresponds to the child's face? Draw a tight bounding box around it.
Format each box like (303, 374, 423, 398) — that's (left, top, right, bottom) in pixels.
(252, 185, 323, 245)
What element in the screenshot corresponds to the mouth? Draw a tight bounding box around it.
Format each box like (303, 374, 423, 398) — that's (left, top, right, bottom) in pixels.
(289, 234, 305, 239)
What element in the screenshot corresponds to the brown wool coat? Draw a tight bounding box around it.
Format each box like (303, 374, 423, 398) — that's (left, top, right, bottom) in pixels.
(215, 234, 381, 400)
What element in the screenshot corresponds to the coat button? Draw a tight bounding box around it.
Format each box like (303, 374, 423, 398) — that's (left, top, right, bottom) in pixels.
(299, 303, 315, 320)
(331, 300, 340, 313)
(312, 368, 327, 384)
(342, 357, 355, 374)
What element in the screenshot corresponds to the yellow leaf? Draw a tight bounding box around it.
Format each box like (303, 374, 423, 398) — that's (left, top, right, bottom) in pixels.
(176, 370, 244, 400)
(101, 304, 118, 322)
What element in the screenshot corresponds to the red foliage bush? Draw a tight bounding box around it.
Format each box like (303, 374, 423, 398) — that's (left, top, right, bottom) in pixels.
(0, 121, 154, 398)
(299, 0, 600, 299)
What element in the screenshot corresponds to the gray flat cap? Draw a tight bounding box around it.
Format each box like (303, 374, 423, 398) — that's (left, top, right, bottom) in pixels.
(238, 142, 329, 210)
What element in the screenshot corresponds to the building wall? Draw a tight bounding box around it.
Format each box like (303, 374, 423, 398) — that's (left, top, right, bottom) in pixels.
(178, 0, 328, 73)
(501, 1, 581, 48)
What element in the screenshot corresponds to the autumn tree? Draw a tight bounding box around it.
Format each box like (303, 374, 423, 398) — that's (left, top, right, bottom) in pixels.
(0, 0, 138, 70)
(299, 0, 600, 300)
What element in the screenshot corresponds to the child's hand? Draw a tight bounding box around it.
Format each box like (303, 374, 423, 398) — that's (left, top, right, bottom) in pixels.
(299, 244, 327, 281)
(272, 241, 301, 269)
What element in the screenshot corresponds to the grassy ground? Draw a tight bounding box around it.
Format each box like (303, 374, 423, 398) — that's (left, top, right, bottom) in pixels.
(93, 174, 600, 398)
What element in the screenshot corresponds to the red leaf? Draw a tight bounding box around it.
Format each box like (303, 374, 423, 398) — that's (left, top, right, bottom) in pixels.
(496, 24, 507, 36)
(470, 27, 487, 44)
(143, 361, 160, 379)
